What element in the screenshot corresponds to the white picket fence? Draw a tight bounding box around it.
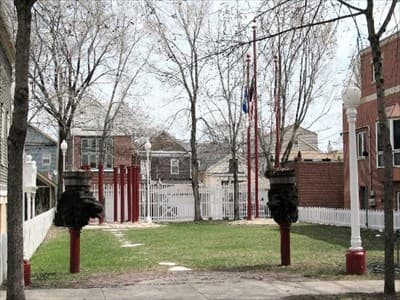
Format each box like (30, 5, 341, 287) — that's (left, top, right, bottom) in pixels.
(93, 183, 270, 222)
(23, 208, 55, 259)
(0, 208, 55, 285)
(298, 207, 400, 230)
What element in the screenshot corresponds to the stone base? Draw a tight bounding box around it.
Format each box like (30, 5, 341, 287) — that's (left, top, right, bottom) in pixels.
(346, 248, 366, 274)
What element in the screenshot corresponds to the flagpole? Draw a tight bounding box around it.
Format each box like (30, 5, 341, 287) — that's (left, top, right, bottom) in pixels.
(252, 20, 259, 218)
(274, 54, 281, 169)
(246, 54, 252, 220)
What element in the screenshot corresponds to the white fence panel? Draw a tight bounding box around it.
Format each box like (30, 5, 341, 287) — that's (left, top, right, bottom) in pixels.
(298, 207, 400, 230)
(96, 182, 270, 222)
(23, 208, 55, 260)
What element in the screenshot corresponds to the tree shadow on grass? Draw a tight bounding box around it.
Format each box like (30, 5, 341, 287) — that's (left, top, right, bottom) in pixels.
(291, 223, 384, 251)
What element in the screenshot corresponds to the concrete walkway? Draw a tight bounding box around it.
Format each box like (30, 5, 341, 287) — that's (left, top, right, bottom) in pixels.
(1, 280, 399, 300)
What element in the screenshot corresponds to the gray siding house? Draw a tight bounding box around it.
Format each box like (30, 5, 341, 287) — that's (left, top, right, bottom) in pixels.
(25, 125, 58, 179)
(0, 4, 14, 187)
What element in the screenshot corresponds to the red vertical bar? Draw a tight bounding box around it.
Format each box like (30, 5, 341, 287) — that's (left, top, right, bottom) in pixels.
(113, 167, 118, 222)
(69, 228, 81, 273)
(253, 20, 259, 219)
(120, 165, 125, 223)
(98, 164, 104, 224)
(127, 166, 132, 222)
(131, 165, 137, 222)
(135, 165, 140, 222)
(246, 54, 252, 221)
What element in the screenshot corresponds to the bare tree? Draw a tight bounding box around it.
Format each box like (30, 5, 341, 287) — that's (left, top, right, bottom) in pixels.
(7, 1, 36, 299)
(144, 0, 211, 221)
(29, 0, 133, 196)
(338, 0, 398, 295)
(203, 3, 247, 220)
(256, 0, 337, 167)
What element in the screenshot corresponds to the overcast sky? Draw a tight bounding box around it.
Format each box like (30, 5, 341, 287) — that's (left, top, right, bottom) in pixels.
(140, 1, 399, 152)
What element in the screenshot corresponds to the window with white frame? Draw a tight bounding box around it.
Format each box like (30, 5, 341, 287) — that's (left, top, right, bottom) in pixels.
(42, 153, 51, 166)
(170, 159, 179, 175)
(377, 119, 400, 167)
(357, 131, 367, 159)
(80, 137, 113, 169)
(396, 191, 400, 211)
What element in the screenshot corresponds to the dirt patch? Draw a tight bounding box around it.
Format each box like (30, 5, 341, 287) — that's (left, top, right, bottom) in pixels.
(30, 269, 311, 289)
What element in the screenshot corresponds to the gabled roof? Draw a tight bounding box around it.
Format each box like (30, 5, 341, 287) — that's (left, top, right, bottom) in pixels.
(206, 155, 246, 174)
(26, 125, 57, 146)
(150, 131, 187, 152)
(197, 142, 230, 172)
(265, 125, 317, 138)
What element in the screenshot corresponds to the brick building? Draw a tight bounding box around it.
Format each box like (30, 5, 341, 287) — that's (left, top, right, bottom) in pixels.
(137, 131, 191, 184)
(288, 161, 344, 208)
(343, 31, 400, 209)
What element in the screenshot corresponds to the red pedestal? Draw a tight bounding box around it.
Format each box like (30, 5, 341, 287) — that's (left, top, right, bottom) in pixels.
(346, 248, 366, 274)
(23, 259, 31, 286)
(280, 222, 291, 266)
(70, 228, 81, 273)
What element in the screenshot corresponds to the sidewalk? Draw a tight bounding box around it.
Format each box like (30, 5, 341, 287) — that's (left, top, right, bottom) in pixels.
(1, 279, 399, 300)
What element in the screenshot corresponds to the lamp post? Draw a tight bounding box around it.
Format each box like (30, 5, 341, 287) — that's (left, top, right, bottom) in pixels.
(61, 140, 68, 192)
(144, 139, 152, 223)
(343, 85, 366, 274)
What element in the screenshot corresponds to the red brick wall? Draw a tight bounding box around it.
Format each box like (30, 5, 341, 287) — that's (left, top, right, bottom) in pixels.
(288, 161, 344, 208)
(343, 33, 400, 209)
(72, 135, 132, 172)
(360, 33, 400, 98)
(113, 136, 132, 167)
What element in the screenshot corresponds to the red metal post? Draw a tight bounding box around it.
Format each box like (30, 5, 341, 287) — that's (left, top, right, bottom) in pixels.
(280, 222, 291, 266)
(132, 165, 137, 221)
(113, 167, 118, 222)
(134, 165, 140, 222)
(98, 164, 104, 224)
(120, 165, 125, 223)
(69, 227, 81, 273)
(246, 54, 252, 220)
(127, 166, 132, 222)
(252, 20, 259, 218)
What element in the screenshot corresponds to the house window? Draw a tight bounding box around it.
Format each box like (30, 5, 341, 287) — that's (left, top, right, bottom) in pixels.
(396, 192, 400, 211)
(80, 137, 113, 169)
(377, 119, 400, 167)
(357, 131, 367, 159)
(42, 153, 51, 166)
(170, 159, 179, 175)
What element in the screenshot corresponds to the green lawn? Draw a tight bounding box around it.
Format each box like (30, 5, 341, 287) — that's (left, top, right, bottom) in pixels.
(29, 222, 389, 286)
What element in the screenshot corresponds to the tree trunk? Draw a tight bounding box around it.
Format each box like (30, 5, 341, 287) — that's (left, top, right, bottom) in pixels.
(365, 1, 396, 294)
(370, 36, 395, 296)
(191, 98, 202, 221)
(56, 126, 68, 201)
(7, 1, 35, 299)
